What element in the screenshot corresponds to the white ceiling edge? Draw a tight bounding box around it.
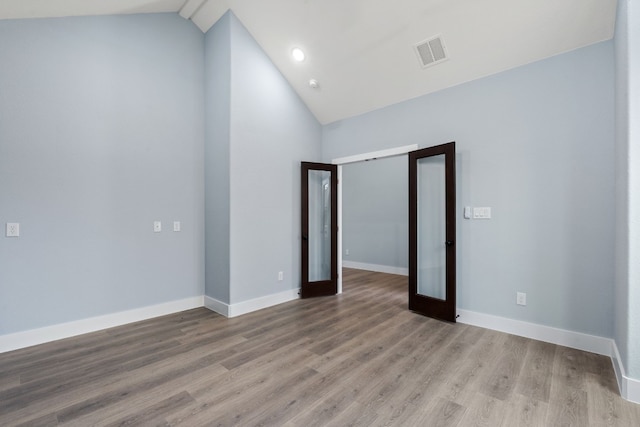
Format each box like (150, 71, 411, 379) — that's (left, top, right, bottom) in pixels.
(0, 0, 618, 126)
(320, 30, 617, 126)
(224, 0, 617, 125)
(179, 0, 207, 20)
(188, 0, 229, 33)
(0, 0, 186, 20)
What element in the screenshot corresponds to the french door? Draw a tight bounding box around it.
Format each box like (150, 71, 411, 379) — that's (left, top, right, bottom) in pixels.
(408, 142, 456, 322)
(301, 162, 338, 298)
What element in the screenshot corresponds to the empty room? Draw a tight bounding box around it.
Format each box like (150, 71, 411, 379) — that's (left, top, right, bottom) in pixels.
(1, 0, 639, 425)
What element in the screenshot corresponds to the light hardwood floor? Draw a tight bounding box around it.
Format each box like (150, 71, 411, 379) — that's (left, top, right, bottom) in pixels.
(1, 268, 639, 426)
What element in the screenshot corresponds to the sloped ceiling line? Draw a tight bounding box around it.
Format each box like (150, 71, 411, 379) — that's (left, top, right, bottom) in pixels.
(179, 0, 207, 20)
(0, 0, 617, 124)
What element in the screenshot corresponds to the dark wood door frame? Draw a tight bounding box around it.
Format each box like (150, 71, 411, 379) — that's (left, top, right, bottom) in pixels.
(408, 142, 456, 322)
(301, 162, 338, 298)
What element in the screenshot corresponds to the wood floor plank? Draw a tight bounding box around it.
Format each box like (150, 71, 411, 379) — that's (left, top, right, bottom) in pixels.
(457, 393, 506, 427)
(0, 334, 243, 425)
(480, 334, 529, 401)
(553, 345, 588, 390)
(59, 363, 228, 427)
(1, 268, 638, 426)
(205, 367, 320, 426)
(407, 396, 467, 427)
(312, 400, 380, 427)
(53, 346, 236, 424)
(167, 344, 318, 425)
(0, 376, 20, 392)
(306, 311, 421, 374)
(104, 390, 195, 427)
(279, 316, 434, 426)
(14, 412, 59, 427)
(585, 371, 620, 426)
(19, 335, 183, 384)
(515, 339, 556, 403)
(439, 328, 508, 407)
(545, 384, 589, 426)
(499, 393, 550, 427)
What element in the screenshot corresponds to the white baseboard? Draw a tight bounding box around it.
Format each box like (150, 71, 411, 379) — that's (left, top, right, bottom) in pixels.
(456, 309, 612, 356)
(204, 295, 230, 317)
(457, 308, 640, 404)
(611, 340, 640, 404)
(3, 289, 638, 403)
(0, 296, 204, 354)
(205, 288, 300, 318)
(342, 261, 408, 276)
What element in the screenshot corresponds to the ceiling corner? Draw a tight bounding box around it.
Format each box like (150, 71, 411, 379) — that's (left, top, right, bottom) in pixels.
(181, 0, 230, 33)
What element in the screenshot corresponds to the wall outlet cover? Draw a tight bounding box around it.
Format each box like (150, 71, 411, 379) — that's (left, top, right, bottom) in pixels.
(517, 292, 527, 306)
(6, 223, 20, 237)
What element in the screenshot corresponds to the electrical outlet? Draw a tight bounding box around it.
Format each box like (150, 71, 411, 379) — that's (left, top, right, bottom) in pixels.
(153, 221, 162, 233)
(517, 292, 527, 306)
(6, 223, 19, 237)
(278, 271, 284, 281)
(173, 221, 181, 232)
(345, 249, 350, 256)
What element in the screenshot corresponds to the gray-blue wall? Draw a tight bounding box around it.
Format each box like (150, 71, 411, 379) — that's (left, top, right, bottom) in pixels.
(204, 12, 322, 305)
(615, 0, 640, 379)
(324, 41, 615, 339)
(204, 12, 231, 303)
(342, 157, 407, 269)
(227, 13, 322, 303)
(0, 9, 632, 383)
(0, 14, 206, 334)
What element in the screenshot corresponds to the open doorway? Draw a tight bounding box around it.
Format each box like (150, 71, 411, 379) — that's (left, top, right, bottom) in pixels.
(332, 145, 417, 294)
(302, 143, 456, 322)
(341, 157, 408, 273)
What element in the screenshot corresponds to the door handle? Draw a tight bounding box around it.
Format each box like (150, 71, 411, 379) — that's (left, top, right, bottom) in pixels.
(445, 240, 454, 246)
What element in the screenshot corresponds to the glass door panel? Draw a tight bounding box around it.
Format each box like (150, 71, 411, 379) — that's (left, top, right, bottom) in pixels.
(308, 170, 332, 282)
(417, 155, 446, 300)
(301, 162, 337, 298)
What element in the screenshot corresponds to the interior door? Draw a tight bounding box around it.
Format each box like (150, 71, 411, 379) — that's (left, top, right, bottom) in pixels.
(301, 162, 338, 298)
(408, 142, 456, 322)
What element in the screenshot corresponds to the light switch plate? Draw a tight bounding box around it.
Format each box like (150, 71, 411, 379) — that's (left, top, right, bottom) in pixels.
(6, 223, 19, 237)
(473, 207, 492, 219)
(173, 221, 181, 232)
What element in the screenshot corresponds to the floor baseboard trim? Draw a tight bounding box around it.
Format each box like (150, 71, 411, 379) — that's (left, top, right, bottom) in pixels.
(0, 296, 204, 354)
(611, 340, 640, 404)
(205, 288, 300, 318)
(457, 308, 640, 403)
(342, 261, 408, 276)
(204, 295, 229, 317)
(456, 309, 612, 356)
(627, 375, 640, 404)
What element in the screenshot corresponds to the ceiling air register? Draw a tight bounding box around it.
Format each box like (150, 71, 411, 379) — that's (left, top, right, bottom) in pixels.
(413, 35, 448, 68)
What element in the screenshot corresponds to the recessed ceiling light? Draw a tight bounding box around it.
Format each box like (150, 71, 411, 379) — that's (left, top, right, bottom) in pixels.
(309, 79, 319, 89)
(291, 47, 305, 62)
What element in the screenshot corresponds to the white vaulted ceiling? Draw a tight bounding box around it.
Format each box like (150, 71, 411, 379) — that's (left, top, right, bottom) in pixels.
(0, 0, 618, 124)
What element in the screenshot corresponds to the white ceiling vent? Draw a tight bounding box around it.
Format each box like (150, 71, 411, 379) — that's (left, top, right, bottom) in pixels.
(413, 35, 448, 69)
